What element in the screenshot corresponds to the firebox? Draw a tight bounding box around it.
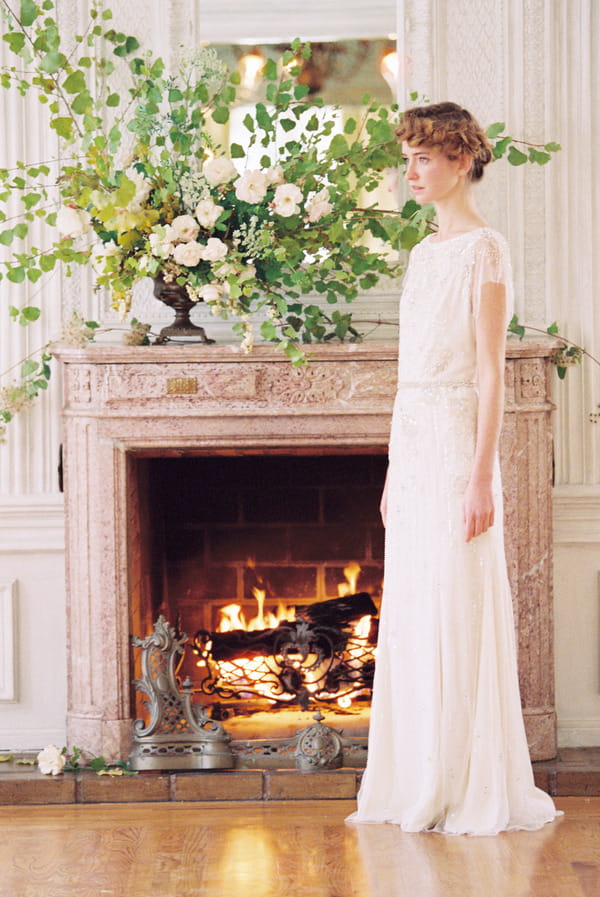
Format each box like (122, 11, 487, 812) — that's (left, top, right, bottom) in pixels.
(129, 453, 386, 752)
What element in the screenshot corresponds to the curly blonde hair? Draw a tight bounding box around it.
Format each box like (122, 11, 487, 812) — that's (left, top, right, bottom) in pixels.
(396, 102, 492, 182)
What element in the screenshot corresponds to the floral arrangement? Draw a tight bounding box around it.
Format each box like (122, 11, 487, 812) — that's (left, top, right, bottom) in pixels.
(0, 0, 563, 437)
(0, 3, 414, 355)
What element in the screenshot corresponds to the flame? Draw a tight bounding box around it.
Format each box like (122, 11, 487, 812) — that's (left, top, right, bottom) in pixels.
(212, 564, 375, 707)
(354, 615, 372, 640)
(217, 589, 295, 634)
(337, 561, 361, 597)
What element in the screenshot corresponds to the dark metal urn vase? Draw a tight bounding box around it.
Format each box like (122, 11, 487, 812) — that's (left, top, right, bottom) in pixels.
(153, 276, 215, 344)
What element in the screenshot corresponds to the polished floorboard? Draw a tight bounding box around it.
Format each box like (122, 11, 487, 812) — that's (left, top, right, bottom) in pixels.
(0, 797, 597, 897)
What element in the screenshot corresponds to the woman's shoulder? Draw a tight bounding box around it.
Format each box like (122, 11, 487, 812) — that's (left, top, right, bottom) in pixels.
(471, 226, 510, 252)
(416, 226, 508, 250)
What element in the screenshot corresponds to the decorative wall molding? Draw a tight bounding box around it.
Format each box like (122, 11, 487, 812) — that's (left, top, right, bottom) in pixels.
(553, 486, 600, 544)
(557, 720, 600, 750)
(190, 0, 396, 43)
(0, 581, 17, 702)
(0, 498, 65, 553)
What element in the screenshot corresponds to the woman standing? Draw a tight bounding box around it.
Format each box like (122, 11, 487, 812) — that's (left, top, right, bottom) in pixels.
(347, 103, 559, 835)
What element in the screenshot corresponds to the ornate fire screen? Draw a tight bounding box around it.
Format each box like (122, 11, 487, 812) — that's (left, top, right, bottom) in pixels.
(192, 592, 378, 712)
(130, 591, 379, 770)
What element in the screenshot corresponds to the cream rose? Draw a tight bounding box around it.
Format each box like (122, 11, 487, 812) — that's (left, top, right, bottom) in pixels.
(172, 240, 204, 267)
(170, 214, 200, 242)
(194, 199, 224, 229)
(264, 164, 285, 186)
(200, 237, 228, 262)
(305, 188, 333, 222)
(91, 239, 121, 272)
(203, 156, 237, 186)
(149, 226, 175, 258)
(56, 205, 92, 238)
(272, 183, 303, 217)
(198, 283, 223, 303)
(235, 170, 268, 204)
(126, 169, 151, 213)
(37, 744, 66, 776)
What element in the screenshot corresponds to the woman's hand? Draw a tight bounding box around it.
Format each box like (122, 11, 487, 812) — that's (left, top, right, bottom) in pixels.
(463, 475, 495, 542)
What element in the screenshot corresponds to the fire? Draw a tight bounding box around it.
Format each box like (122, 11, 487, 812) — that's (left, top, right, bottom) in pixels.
(217, 589, 295, 633)
(337, 561, 361, 597)
(204, 564, 376, 709)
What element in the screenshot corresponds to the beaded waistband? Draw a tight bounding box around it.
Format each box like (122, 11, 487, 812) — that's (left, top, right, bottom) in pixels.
(397, 380, 476, 389)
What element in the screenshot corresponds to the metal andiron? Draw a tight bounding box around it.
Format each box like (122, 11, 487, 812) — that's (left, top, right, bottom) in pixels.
(129, 616, 234, 770)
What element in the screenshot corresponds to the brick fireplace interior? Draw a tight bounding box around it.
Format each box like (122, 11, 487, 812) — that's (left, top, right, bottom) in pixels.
(128, 451, 387, 739)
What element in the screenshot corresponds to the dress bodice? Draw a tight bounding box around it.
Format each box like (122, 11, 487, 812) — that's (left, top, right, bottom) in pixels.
(397, 227, 513, 386)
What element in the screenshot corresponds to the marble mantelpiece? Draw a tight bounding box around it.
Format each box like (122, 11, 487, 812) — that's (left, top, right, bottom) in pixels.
(56, 338, 558, 761)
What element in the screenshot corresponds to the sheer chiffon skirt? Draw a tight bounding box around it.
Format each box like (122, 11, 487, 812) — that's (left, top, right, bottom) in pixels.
(347, 386, 559, 835)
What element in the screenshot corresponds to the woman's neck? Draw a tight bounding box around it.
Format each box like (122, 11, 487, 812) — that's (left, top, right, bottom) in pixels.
(433, 194, 487, 241)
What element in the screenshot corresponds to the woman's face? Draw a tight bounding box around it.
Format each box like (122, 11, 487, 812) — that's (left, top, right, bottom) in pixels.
(401, 141, 470, 204)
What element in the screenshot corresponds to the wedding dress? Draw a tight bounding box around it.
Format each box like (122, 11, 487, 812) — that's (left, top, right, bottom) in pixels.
(347, 228, 559, 835)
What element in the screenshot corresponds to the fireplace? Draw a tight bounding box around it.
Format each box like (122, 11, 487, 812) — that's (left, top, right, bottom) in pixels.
(57, 339, 558, 762)
(129, 453, 385, 745)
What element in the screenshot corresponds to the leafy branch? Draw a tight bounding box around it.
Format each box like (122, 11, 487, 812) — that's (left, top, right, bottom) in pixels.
(508, 315, 599, 379)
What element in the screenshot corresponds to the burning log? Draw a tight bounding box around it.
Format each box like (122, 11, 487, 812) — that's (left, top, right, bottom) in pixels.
(194, 592, 377, 664)
(196, 620, 346, 664)
(296, 592, 377, 629)
(198, 626, 283, 663)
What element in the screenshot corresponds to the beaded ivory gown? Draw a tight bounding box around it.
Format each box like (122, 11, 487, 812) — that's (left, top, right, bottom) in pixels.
(348, 228, 559, 835)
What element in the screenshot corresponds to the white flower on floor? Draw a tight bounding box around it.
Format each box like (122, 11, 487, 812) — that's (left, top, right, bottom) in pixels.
(37, 744, 66, 776)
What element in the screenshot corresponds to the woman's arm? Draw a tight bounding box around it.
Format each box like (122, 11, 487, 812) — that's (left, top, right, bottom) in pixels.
(463, 280, 507, 542)
(380, 465, 389, 527)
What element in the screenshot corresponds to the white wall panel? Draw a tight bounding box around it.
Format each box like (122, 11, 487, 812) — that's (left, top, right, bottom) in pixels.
(0, 581, 17, 702)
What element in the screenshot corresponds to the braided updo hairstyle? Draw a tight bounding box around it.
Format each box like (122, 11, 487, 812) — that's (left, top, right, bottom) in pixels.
(396, 102, 493, 182)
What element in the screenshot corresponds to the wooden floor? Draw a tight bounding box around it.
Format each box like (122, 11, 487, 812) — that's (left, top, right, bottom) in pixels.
(0, 797, 597, 897)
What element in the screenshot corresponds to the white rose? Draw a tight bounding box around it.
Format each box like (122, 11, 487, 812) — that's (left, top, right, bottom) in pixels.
(126, 169, 151, 213)
(235, 170, 268, 204)
(272, 183, 303, 218)
(56, 205, 92, 237)
(264, 165, 285, 186)
(37, 744, 66, 776)
(170, 214, 200, 242)
(198, 283, 223, 302)
(306, 188, 333, 223)
(91, 240, 121, 272)
(200, 237, 228, 262)
(203, 157, 237, 186)
(195, 199, 224, 229)
(172, 241, 204, 267)
(149, 226, 175, 259)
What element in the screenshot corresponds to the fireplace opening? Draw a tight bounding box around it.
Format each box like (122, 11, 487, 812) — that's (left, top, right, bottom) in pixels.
(128, 452, 386, 741)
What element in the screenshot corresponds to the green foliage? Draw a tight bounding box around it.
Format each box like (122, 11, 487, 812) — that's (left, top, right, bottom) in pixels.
(485, 123, 561, 166)
(61, 745, 138, 775)
(0, 2, 562, 432)
(508, 315, 596, 381)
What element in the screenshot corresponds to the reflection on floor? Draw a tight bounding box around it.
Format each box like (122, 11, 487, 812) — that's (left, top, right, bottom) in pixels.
(0, 797, 597, 897)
